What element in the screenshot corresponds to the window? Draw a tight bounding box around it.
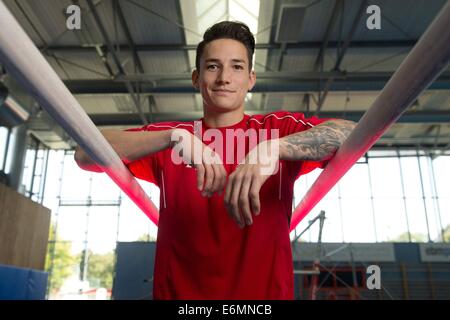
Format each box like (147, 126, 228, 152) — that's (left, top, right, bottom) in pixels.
(0, 126, 9, 171)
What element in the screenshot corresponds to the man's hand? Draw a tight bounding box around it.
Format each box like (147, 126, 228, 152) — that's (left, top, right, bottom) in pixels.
(171, 129, 227, 197)
(224, 139, 279, 228)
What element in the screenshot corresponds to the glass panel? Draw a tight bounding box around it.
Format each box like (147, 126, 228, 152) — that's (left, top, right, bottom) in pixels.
(304, 169, 322, 189)
(56, 206, 88, 242)
(35, 157, 43, 174)
(340, 163, 371, 198)
(341, 198, 376, 242)
(316, 196, 344, 243)
(432, 156, 450, 199)
(85, 247, 115, 299)
(60, 153, 91, 201)
(86, 206, 119, 254)
(400, 157, 423, 197)
(118, 195, 158, 242)
(438, 198, 450, 241)
(44, 198, 60, 222)
(425, 198, 440, 241)
(32, 176, 41, 195)
(0, 127, 8, 170)
(197, 0, 227, 34)
(293, 212, 319, 243)
(90, 173, 121, 201)
(196, 0, 260, 40)
(230, 0, 260, 33)
(43, 150, 64, 200)
(404, 198, 429, 242)
(294, 168, 339, 205)
(293, 179, 308, 207)
(21, 148, 35, 193)
(369, 157, 403, 197)
(373, 198, 408, 242)
(46, 241, 84, 300)
(418, 156, 433, 198)
(4, 127, 17, 174)
(140, 179, 160, 206)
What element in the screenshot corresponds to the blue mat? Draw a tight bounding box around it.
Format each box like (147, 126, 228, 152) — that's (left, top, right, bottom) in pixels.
(0, 264, 48, 300)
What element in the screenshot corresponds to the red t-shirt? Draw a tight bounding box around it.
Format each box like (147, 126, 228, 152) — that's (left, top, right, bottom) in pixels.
(126, 111, 328, 299)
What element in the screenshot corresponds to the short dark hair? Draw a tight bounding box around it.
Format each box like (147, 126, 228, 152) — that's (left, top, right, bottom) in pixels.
(195, 21, 255, 71)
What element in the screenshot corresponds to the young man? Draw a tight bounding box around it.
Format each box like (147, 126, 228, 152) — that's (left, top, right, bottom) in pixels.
(75, 21, 355, 299)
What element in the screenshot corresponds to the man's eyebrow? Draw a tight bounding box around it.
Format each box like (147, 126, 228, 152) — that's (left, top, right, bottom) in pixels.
(204, 58, 221, 63)
(204, 58, 246, 64)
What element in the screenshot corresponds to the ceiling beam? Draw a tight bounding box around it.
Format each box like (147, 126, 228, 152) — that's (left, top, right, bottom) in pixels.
(316, 0, 368, 115)
(64, 71, 450, 93)
(38, 40, 417, 53)
(86, 0, 148, 124)
(113, 0, 145, 74)
(314, 0, 344, 71)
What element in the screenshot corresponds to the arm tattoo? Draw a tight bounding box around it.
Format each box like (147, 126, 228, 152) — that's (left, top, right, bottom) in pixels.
(281, 120, 356, 161)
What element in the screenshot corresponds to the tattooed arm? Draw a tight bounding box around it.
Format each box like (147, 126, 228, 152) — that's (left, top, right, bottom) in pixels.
(279, 119, 356, 161)
(224, 119, 356, 228)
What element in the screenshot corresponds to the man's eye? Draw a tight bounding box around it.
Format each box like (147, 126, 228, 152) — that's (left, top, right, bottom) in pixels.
(207, 65, 218, 70)
(234, 65, 244, 70)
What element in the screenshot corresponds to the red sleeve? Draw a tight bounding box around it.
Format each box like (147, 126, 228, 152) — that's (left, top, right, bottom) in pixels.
(124, 126, 160, 186)
(124, 121, 193, 185)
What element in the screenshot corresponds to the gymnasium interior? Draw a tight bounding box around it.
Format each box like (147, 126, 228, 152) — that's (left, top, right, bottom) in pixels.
(0, 0, 449, 300)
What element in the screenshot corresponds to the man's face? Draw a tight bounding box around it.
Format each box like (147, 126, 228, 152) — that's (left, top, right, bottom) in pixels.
(192, 38, 256, 113)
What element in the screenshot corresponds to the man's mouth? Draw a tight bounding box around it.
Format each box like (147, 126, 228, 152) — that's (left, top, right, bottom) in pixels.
(212, 89, 235, 92)
(212, 89, 235, 96)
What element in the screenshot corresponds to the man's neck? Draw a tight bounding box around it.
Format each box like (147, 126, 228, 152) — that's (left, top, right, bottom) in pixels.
(203, 107, 245, 128)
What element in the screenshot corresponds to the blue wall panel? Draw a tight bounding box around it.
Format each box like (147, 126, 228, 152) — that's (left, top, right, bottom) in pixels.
(112, 242, 156, 300)
(0, 264, 48, 300)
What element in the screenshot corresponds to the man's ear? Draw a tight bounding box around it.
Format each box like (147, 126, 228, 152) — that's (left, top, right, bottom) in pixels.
(248, 70, 256, 91)
(192, 69, 199, 90)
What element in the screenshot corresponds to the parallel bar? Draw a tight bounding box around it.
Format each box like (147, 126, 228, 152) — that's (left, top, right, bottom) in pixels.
(290, 1, 450, 232)
(0, 1, 159, 226)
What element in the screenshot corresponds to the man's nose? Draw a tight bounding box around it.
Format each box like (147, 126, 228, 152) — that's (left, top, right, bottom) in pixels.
(216, 67, 231, 84)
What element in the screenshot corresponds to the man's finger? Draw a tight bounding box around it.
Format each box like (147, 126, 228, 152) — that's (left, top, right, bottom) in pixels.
(195, 164, 205, 191)
(239, 171, 253, 225)
(229, 172, 245, 227)
(210, 164, 222, 194)
(224, 172, 234, 204)
(203, 163, 214, 196)
(249, 176, 262, 215)
(219, 165, 227, 195)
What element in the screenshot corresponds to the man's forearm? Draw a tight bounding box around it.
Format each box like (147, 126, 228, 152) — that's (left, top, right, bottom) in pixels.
(74, 129, 174, 171)
(279, 119, 356, 161)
